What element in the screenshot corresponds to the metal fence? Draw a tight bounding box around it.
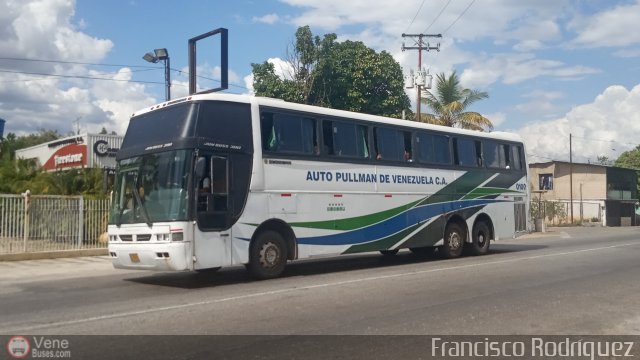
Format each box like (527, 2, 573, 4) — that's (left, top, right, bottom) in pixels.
(0, 192, 110, 254)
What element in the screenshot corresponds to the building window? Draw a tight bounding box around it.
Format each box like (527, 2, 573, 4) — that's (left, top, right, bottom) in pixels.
(539, 174, 553, 190)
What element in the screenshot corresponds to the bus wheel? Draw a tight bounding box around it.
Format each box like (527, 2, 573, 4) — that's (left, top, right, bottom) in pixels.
(469, 222, 491, 256)
(409, 247, 436, 258)
(440, 223, 465, 259)
(248, 230, 287, 280)
(380, 249, 399, 256)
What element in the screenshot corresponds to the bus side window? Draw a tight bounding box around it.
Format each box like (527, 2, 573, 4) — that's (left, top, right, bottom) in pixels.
(261, 112, 280, 152)
(327, 120, 369, 158)
(454, 137, 481, 167)
(211, 156, 228, 211)
(322, 121, 334, 155)
(512, 145, 524, 170)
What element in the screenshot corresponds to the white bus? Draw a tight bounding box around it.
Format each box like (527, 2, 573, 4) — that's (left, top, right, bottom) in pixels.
(108, 93, 529, 279)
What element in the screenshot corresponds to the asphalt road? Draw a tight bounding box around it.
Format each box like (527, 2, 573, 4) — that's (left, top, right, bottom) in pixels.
(1, 226, 639, 338)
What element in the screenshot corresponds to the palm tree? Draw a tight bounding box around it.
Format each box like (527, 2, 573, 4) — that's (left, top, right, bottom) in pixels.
(420, 71, 493, 132)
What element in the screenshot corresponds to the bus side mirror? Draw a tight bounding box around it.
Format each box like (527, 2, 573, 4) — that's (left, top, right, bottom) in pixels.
(195, 157, 207, 178)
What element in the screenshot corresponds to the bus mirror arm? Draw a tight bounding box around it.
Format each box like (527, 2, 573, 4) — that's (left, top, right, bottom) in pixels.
(195, 157, 207, 178)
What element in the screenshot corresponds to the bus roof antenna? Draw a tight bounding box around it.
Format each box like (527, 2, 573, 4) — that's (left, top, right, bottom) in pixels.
(188, 27, 228, 95)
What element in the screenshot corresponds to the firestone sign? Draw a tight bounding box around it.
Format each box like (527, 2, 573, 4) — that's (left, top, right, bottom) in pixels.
(42, 143, 87, 170)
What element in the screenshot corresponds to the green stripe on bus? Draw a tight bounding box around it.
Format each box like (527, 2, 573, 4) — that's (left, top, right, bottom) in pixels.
(416, 171, 494, 207)
(461, 187, 521, 200)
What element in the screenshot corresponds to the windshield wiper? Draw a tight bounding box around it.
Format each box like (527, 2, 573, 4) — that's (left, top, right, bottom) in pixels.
(116, 205, 124, 227)
(131, 184, 153, 228)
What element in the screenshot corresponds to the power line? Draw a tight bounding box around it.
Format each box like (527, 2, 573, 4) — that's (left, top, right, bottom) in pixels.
(404, 0, 427, 34)
(442, 0, 476, 35)
(0, 67, 161, 83)
(173, 68, 248, 91)
(0, 57, 158, 69)
(571, 135, 638, 148)
(0, 69, 165, 85)
(0, 63, 249, 91)
(424, 0, 453, 33)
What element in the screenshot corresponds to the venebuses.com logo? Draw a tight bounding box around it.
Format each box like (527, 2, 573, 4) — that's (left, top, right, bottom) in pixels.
(6, 336, 30, 359)
(5, 336, 71, 359)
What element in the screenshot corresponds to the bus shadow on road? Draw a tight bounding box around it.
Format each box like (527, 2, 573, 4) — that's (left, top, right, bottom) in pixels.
(125, 252, 436, 289)
(124, 244, 547, 289)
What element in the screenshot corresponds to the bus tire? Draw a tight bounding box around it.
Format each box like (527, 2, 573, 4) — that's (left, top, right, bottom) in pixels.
(248, 230, 287, 280)
(380, 249, 399, 256)
(469, 222, 491, 256)
(440, 222, 465, 259)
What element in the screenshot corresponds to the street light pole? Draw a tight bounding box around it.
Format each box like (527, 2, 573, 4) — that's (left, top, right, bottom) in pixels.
(163, 55, 171, 102)
(143, 48, 171, 101)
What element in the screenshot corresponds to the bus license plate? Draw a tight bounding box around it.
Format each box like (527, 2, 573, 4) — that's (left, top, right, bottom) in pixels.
(129, 253, 140, 263)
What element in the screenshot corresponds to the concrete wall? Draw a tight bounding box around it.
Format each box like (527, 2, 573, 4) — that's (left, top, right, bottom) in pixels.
(530, 162, 607, 201)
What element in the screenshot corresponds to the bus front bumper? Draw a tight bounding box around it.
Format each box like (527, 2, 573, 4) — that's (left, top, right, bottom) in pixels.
(108, 242, 192, 271)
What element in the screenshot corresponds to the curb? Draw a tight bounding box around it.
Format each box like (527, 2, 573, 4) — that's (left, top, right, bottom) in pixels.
(0, 248, 108, 261)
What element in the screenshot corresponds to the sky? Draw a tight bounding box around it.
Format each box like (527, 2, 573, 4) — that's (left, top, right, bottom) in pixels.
(2, 0, 640, 164)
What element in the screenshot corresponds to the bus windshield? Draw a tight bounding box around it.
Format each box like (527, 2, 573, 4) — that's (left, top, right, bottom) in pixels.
(109, 150, 191, 225)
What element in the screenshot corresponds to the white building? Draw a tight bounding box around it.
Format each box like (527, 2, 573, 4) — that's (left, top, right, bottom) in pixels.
(16, 133, 122, 171)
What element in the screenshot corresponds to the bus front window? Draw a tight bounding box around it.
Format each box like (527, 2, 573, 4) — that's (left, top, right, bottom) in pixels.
(109, 150, 191, 225)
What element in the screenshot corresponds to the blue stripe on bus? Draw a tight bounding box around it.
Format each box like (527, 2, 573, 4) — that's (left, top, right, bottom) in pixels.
(296, 199, 505, 246)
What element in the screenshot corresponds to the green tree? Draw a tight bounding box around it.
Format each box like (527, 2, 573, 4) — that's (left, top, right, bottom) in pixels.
(252, 26, 411, 118)
(615, 145, 640, 169)
(614, 145, 640, 195)
(595, 155, 613, 166)
(251, 26, 335, 105)
(313, 41, 410, 118)
(0, 129, 106, 196)
(0, 129, 61, 162)
(420, 71, 493, 131)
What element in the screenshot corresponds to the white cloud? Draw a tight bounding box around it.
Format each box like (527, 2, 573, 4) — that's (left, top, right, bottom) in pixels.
(460, 54, 599, 89)
(244, 73, 255, 95)
(513, 90, 565, 119)
(518, 84, 640, 163)
(90, 68, 156, 134)
(266, 57, 295, 80)
(0, 0, 147, 136)
(484, 112, 506, 128)
(613, 48, 640, 58)
(252, 13, 281, 25)
(569, 1, 640, 48)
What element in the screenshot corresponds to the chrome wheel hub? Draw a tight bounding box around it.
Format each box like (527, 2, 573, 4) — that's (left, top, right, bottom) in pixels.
(259, 242, 279, 268)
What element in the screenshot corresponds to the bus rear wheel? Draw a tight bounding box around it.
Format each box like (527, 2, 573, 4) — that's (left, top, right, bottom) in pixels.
(440, 222, 465, 259)
(248, 230, 287, 280)
(468, 222, 491, 256)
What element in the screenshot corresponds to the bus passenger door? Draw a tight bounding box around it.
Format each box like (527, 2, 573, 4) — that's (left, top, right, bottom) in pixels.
(193, 155, 233, 269)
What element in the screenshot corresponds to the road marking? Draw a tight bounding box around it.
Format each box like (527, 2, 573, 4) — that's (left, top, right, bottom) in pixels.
(3, 241, 638, 333)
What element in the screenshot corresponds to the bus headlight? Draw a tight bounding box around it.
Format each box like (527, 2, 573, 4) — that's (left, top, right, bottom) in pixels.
(171, 232, 184, 242)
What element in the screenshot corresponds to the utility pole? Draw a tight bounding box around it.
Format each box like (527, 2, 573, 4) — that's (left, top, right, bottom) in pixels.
(74, 117, 81, 135)
(569, 133, 574, 223)
(402, 33, 441, 121)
